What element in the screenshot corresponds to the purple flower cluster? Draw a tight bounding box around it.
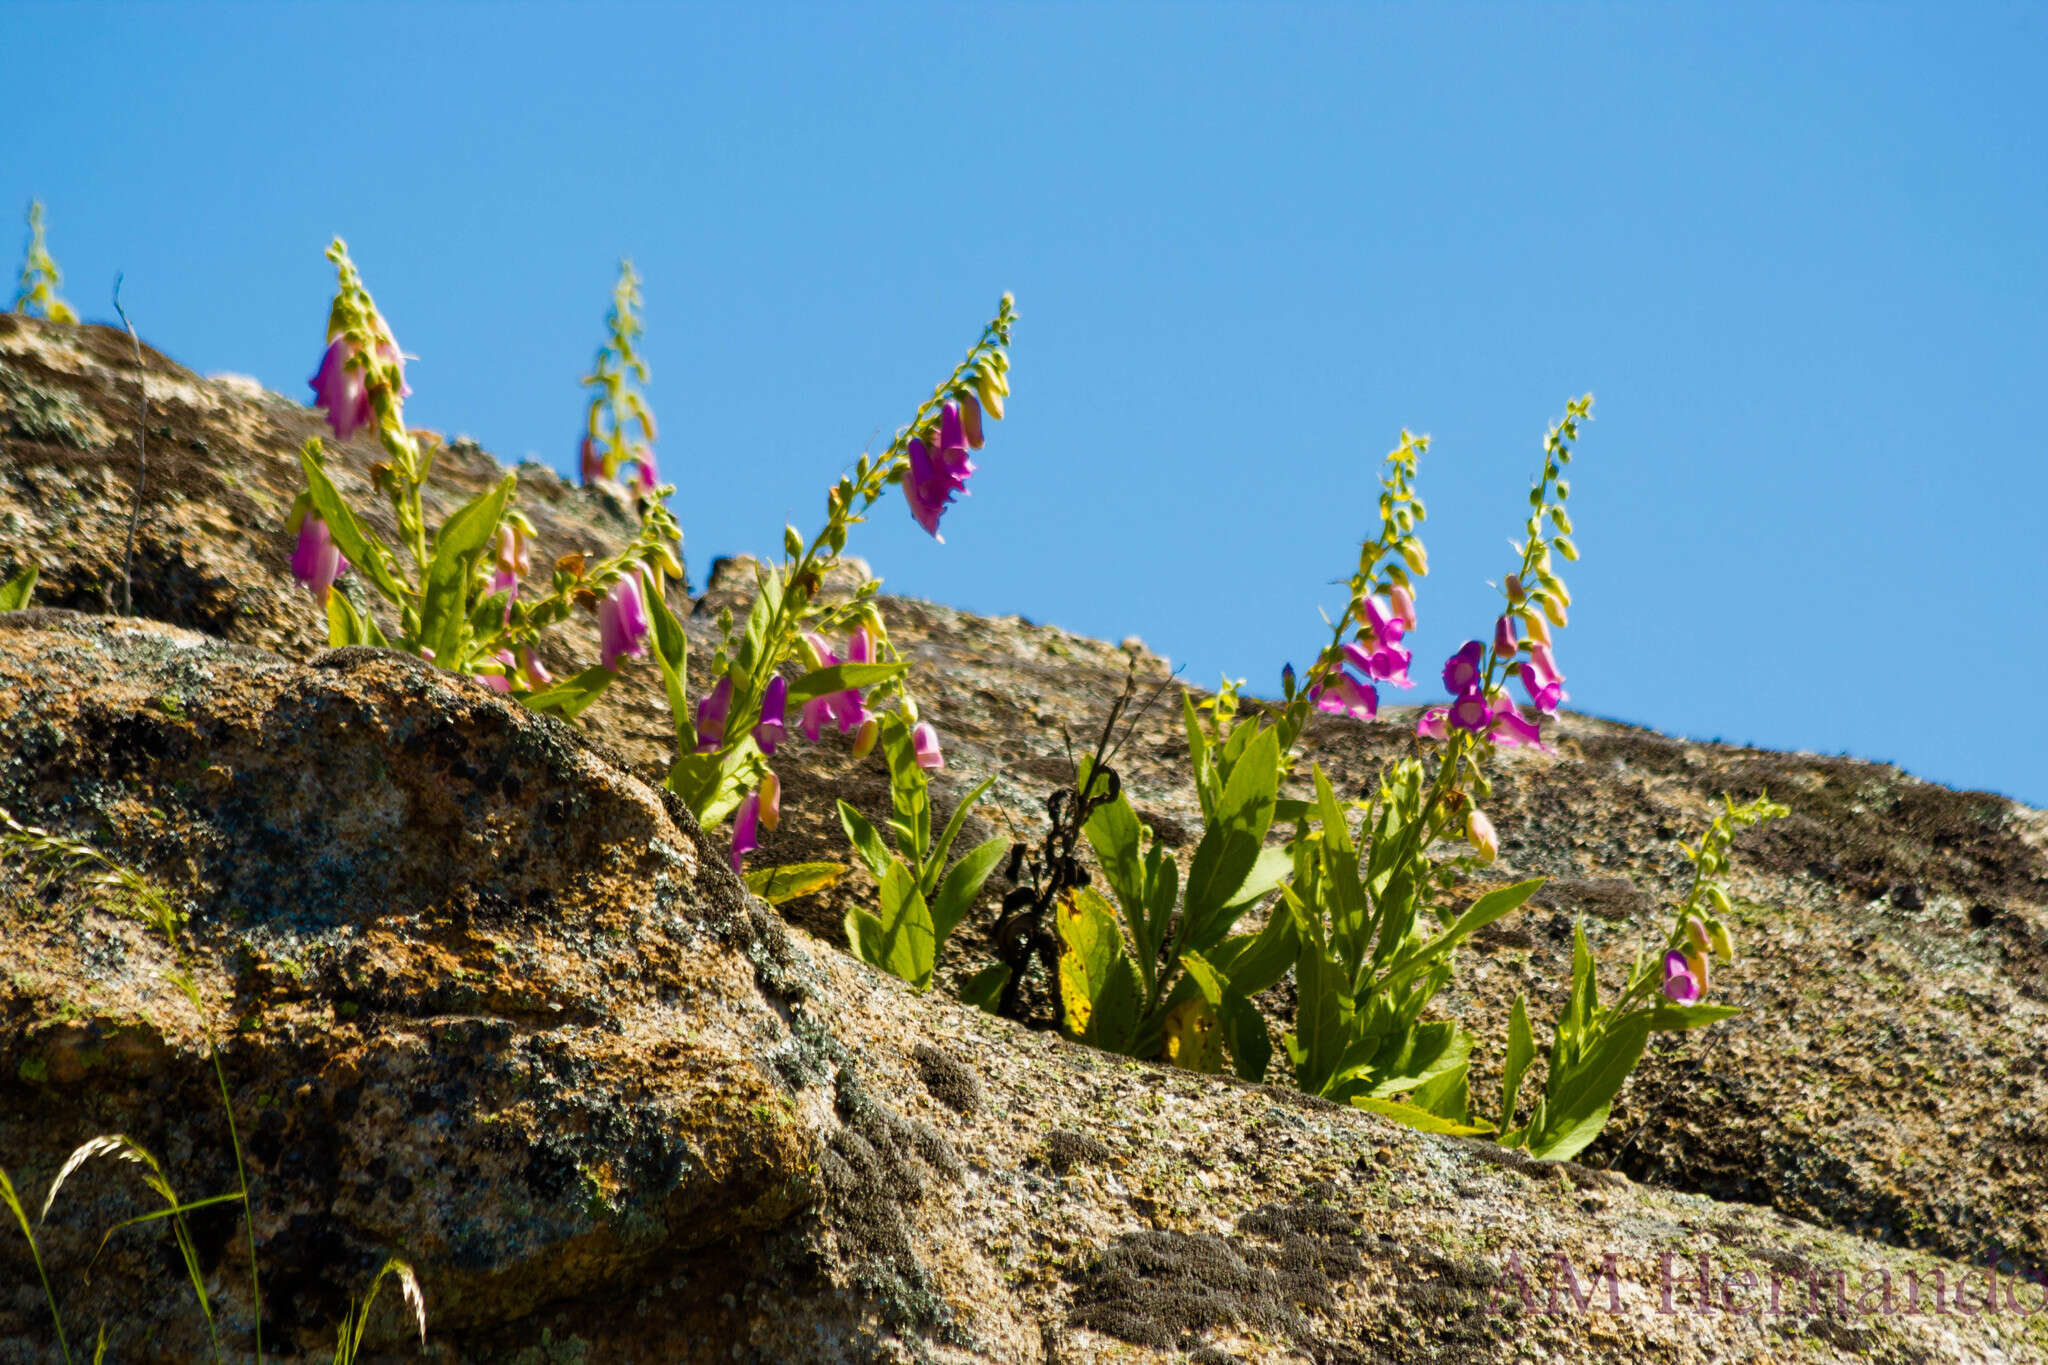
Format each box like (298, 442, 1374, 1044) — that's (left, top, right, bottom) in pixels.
(1415, 615, 1568, 751)
(1309, 592, 1416, 721)
(903, 398, 983, 540)
(289, 514, 350, 605)
(309, 337, 409, 443)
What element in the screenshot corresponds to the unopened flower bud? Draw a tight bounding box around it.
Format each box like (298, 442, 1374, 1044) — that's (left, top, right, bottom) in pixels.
(1388, 584, 1417, 630)
(759, 770, 781, 832)
(851, 717, 880, 759)
(1706, 918, 1734, 964)
(1523, 609, 1552, 648)
(976, 375, 1005, 422)
(1399, 540, 1428, 575)
(1465, 808, 1499, 863)
(1539, 593, 1568, 628)
(1707, 885, 1733, 918)
(1685, 916, 1711, 954)
(1505, 574, 1526, 603)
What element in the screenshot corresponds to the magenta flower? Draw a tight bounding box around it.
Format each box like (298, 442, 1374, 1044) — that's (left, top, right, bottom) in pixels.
(696, 675, 733, 752)
(848, 625, 874, 664)
(902, 402, 980, 540)
(1493, 615, 1517, 659)
(491, 523, 530, 602)
(911, 720, 945, 771)
(599, 572, 651, 671)
(290, 514, 351, 605)
(755, 675, 787, 756)
(632, 450, 658, 494)
(1360, 595, 1407, 648)
(731, 790, 760, 873)
(1312, 673, 1379, 721)
(579, 434, 605, 485)
(1449, 686, 1492, 733)
(1343, 639, 1414, 690)
(1518, 663, 1563, 716)
(309, 337, 408, 443)
(1442, 641, 1484, 695)
(1486, 693, 1547, 749)
(1416, 706, 1449, 740)
(1662, 950, 1702, 1005)
(309, 339, 371, 442)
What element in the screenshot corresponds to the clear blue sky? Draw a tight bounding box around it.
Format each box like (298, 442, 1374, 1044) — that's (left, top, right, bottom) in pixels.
(11, 4, 2045, 804)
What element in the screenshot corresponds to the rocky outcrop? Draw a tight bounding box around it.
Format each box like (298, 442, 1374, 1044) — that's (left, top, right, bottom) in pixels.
(5, 314, 2048, 1362)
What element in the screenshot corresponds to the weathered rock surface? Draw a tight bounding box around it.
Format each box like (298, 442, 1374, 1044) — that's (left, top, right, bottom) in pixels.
(5, 314, 2048, 1362)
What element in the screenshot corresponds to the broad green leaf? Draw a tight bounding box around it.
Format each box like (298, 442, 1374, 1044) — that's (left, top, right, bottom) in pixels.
(931, 835, 1008, 947)
(1080, 763, 1148, 928)
(0, 564, 38, 611)
(857, 858, 936, 989)
(1527, 1013, 1652, 1161)
(1500, 995, 1537, 1131)
(1351, 1096, 1496, 1138)
(926, 774, 998, 896)
(1377, 878, 1545, 994)
(324, 589, 387, 647)
(1163, 994, 1224, 1073)
(522, 665, 616, 720)
(960, 962, 1011, 1014)
(1181, 952, 1272, 1082)
(1207, 906, 1299, 999)
(1221, 844, 1293, 915)
(1180, 726, 1281, 951)
(836, 801, 896, 885)
(1360, 1020, 1473, 1099)
(420, 473, 516, 662)
(784, 661, 909, 706)
(1272, 798, 1312, 825)
(1289, 924, 1354, 1096)
(736, 562, 782, 674)
(644, 573, 691, 721)
(745, 862, 845, 906)
(1410, 1059, 1472, 1124)
(1133, 845, 1180, 990)
(1056, 887, 1140, 1051)
(299, 447, 406, 604)
(1643, 1001, 1742, 1032)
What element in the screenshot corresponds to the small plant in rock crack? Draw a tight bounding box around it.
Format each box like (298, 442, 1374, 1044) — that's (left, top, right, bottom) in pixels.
(0, 809, 428, 1363)
(1493, 793, 1788, 1161)
(285, 235, 1017, 865)
(835, 712, 1009, 991)
(13, 200, 76, 323)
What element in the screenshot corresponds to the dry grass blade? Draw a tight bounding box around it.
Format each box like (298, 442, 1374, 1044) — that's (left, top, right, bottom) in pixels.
(38, 1136, 144, 1224)
(335, 1256, 428, 1362)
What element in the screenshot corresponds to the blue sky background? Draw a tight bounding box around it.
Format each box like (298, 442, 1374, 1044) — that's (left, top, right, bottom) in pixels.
(10, 4, 2045, 804)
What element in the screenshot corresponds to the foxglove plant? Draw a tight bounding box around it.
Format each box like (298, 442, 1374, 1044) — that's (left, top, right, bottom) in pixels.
(11, 201, 76, 324)
(286, 240, 682, 704)
(578, 261, 664, 502)
(663, 295, 1015, 839)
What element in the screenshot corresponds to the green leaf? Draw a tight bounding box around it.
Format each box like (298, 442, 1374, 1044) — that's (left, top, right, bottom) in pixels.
(1180, 726, 1281, 951)
(299, 447, 407, 604)
(644, 573, 690, 722)
(1182, 690, 1217, 822)
(1643, 1001, 1742, 1032)
(1500, 995, 1537, 1131)
(960, 962, 1011, 1014)
(323, 589, 388, 647)
(1350, 1096, 1496, 1138)
(1377, 878, 1545, 994)
(522, 665, 616, 720)
(0, 563, 38, 611)
(1527, 1013, 1652, 1161)
(784, 661, 910, 706)
(736, 562, 783, 674)
(418, 473, 515, 662)
(745, 862, 845, 906)
(1081, 765, 1148, 925)
(850, 858, 936, 989)
(1410, 1059, 1472, 1124)
(931, 835, 1008, 948)
(1287, 911, 1355, 1097)
(1360, 1020, 1473, 1099)
(836, 801, 896, 885)
(926, 774, 997, 896)
(1221, 844, 1293, 915)
(1056, 887, 1140, 1051)
(1181, 952, 1272, 1082)
(1207, 905, 1300, 999)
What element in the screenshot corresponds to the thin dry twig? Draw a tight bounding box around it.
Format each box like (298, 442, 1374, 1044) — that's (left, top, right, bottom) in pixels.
(112, 274, 146, 617)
